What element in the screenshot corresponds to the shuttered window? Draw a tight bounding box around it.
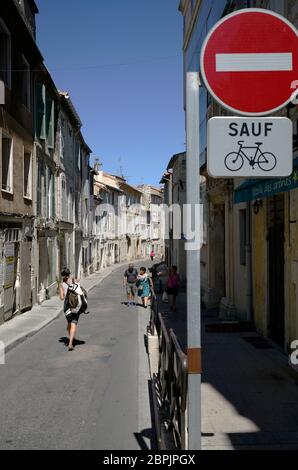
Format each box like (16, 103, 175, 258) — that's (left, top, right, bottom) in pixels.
(0, 19, 11, 88)
(1, 133, 13, 193)
(35, 83, 54, 148)
(37, 160, 42, 215)
(35, 82, 46, 139)
(46, 96, 54, 149)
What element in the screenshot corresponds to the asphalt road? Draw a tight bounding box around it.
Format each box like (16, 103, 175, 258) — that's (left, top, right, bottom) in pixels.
(0, 264, 152, 450)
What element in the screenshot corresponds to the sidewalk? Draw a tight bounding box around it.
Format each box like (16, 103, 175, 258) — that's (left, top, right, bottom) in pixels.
(158, 294, 298, 450)
(0, 260, 143, 354)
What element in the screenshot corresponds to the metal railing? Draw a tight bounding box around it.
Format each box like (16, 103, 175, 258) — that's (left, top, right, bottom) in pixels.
(149, 295, 188, 449)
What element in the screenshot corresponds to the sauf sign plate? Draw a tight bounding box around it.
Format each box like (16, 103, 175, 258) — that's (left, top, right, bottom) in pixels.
(207, 117, 293, 178)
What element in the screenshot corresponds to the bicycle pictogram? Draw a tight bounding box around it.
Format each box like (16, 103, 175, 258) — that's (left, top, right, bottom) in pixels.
(224, 141, 277, 172)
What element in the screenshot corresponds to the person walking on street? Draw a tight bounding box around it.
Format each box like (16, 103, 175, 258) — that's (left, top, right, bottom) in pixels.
(166, 266, 180, 312)
(137, 267, 154, 308)
(59, 268, 82, 351)
(123, 263, 138, 307)
(150, 249, 155, 261)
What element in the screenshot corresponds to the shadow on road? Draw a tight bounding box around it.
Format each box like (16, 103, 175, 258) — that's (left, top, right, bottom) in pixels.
(133, 429, 152, 450)
(58, 337, 86, 347)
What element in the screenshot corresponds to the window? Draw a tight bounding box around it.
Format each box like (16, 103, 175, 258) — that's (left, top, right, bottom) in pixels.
(35, 85, 54, 147)
(1, 133, 13, 193)
(47, 238, 56, 284)
(68, 186, 73, 222)
(85, 199, 88, 232)
(62, 179, 68, 220)
(59, 128, 64, 159)
(37, 160, 42, 215)
(21, 55, 30, 109)
(0, 19, 11, 88)
(239, 209, 247, 266)
(47, 169, 55, 219)
(46, 95, 54, 148)
(35, 83, 46, 139)
(23, 150, 32, 199)
(75, 142, 80, 170)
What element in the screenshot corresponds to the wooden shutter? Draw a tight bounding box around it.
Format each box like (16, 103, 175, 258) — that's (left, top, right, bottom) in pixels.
(35, 83, 46, 139)
(46, 97, 54, 149)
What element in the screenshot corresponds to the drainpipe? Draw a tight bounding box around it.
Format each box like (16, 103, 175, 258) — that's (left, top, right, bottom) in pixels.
(246, 201, 253, 322)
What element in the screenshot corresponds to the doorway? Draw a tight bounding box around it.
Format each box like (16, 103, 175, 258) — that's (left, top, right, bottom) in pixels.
(268, 195, 285, 348)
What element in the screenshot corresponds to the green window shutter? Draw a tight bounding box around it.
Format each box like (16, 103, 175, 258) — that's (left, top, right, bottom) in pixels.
(37, 161, 42, 215)
(34, 83, 46, 139)
(46, 97, 54, 149)
(52, 173, 55, 218)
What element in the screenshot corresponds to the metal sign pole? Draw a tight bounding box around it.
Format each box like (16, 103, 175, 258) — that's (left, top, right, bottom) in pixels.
(186, 72, 201, 450)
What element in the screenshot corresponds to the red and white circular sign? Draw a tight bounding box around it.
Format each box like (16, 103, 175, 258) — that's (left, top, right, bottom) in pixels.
(200, 9, 298, 116)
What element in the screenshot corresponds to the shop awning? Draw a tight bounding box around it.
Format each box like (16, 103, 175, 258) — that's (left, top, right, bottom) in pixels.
(234, 157, 298, 203)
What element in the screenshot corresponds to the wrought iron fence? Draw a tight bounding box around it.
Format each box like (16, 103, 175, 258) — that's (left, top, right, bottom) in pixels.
(149, 295, 188, 449)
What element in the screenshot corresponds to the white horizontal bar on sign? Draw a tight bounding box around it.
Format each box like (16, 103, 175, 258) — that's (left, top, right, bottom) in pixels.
(216, 53, 293, 72)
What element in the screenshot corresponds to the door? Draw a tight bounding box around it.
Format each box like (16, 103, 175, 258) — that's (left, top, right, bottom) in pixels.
(20, 241, 32, 311)
(3, 242, 17, 320)
(268, 195, 285, 348)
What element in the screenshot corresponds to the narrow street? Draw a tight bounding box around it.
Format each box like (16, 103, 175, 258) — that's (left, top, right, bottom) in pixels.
(2, 0, 298, 456)
(0, 264, 152, 450)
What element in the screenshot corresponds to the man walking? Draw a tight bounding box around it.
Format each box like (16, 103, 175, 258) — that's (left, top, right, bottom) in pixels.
(123, 263, 138, 306)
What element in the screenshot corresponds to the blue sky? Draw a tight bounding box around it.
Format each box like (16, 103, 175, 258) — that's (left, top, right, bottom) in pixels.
(36, 0, 185, 186)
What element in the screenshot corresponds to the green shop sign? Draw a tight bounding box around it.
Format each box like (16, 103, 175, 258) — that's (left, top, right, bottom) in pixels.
(234, 158, 298, 203)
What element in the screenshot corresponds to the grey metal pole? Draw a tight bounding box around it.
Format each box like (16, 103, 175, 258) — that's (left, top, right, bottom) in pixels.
(186, 72, 201, 450)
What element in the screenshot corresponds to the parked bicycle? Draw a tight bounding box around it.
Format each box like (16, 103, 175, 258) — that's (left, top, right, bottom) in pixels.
(224, 141, 277, 172)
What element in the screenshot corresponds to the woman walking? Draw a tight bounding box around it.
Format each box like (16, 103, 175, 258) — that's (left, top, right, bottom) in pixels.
(166, 266, 180, 312)
(137, 267, 154, 308)
(59, 268, 80, 351)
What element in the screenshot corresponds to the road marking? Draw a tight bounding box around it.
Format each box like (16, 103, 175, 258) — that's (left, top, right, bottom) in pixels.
(216, 53, 293, 72)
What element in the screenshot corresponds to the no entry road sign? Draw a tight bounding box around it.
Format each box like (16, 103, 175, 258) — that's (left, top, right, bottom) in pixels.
(200, 9, 298, 116)
(207, 117, 293, 178)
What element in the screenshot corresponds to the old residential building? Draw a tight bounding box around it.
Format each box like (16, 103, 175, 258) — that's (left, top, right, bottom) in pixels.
(117, 178, 143, 261)
(0, 0, 41, 322)
(93, 171, 124, 269)
(58, 92, 93, 281)
(179, 0, 298, 353)
(232, 0, 298, 352)
(34, 65, 60, 304)
(93, 171, 166, 266)
(137, 184, 163, 259)
(160, 152, 186, 281)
